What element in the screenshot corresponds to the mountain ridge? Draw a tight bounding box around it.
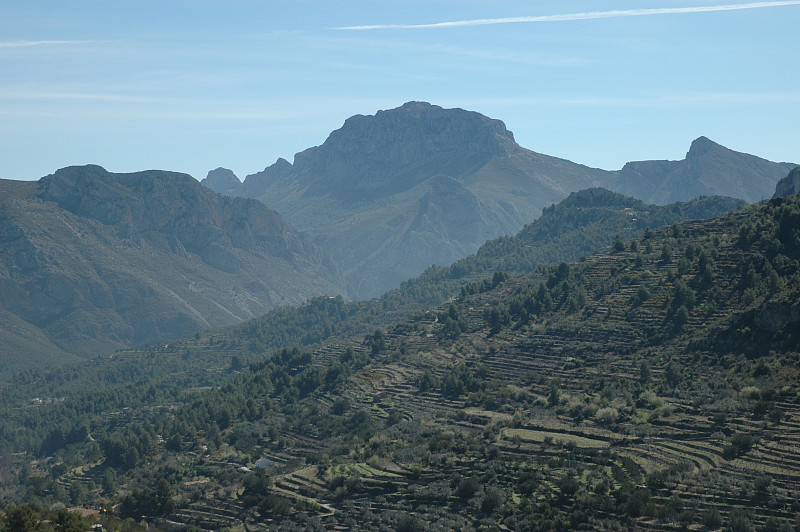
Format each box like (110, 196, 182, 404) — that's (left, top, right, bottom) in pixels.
(610, 135, 795, 204)
(202, 102, 794, 298)
(209, 102, 612, 298)
(0, 165, 344, 370)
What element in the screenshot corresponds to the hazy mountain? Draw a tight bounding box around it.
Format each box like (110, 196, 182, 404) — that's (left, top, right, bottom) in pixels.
(223, 102, 612, 298)
(204, 103, 793, 300)
(773, 166, 800, 198)
(608, 136, 796, 204)
(201, 167, 242, 196)
(0, 165, 343, 370)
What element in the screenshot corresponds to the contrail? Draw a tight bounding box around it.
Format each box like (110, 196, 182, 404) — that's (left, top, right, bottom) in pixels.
(334, 1, 800, 30)
(0, 40, 96, 48)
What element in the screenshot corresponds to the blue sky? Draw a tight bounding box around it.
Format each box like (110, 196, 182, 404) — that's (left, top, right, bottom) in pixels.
(1, 1, 798, 181)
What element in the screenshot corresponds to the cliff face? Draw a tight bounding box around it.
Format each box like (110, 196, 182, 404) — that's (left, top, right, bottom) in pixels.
(289, 101, 517, 199)
(773, 166, 800, 198)
(0, 166, 344, 369)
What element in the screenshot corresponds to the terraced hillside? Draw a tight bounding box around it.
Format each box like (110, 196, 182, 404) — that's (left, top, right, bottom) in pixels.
(1, 194, 799, 531)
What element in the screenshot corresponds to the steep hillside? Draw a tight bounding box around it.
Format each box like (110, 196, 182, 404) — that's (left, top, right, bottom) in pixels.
(609, 136, 796, 204)
(2, 192, 797, 530)
(0, 166, 343, 369)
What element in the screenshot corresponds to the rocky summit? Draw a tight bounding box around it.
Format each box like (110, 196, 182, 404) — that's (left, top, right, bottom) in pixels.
(201, 167, 242, 196)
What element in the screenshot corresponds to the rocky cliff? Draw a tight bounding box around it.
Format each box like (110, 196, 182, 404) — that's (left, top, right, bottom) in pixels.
(773, 166, 800, 198)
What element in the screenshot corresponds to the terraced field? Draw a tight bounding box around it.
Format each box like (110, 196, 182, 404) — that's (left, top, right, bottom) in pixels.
(222, 203, 796, 530)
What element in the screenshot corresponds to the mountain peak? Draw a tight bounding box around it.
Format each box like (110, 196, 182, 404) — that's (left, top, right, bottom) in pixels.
(202, 167, 242, 196)
(611, 136, 795, 204)
(304, 102, 518, 166)
(687, 136, 724, 158)
(394, 100, 442, 117)
(238, 102, 527, 204)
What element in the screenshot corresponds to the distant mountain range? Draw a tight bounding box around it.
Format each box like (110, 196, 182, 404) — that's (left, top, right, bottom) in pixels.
(203, 102, 795, 298)
(608, 135, 795, 204)
(1, 102, 795, 370)
(0, 166, 342, 371)
(226, 102, 610, 298)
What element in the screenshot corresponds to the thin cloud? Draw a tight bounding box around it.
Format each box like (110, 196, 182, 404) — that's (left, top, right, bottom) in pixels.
(0, 90, 164, 103)
(334, 1, 800, 30)
(0, 40, 98, 48)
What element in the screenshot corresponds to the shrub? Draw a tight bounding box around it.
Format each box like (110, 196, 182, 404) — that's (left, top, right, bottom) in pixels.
(595, 407, 619, 425)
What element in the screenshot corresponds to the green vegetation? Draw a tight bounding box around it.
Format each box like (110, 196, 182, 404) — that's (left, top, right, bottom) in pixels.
(2, 193, 798, 530)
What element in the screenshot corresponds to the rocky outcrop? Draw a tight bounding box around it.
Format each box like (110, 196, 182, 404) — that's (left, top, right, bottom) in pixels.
(773, 166, 800, 198)
(754, 301, 800, 332)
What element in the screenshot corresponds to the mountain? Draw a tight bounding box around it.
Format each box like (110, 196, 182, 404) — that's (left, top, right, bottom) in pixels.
(201, 167, 242, 196)
(204, 103, 794, 300)
(0, 165, 343, 370)
(215, 102, 612, 298)
(2, 192, 798, 531)
(0, 186, 740, 376)
(774, 165, 800, 198)
(608, 136, 796, 204)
